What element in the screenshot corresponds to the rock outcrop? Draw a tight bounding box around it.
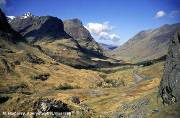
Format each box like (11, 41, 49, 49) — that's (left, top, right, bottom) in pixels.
(159, 32, 180, 104)
(34, 98, 72, 113)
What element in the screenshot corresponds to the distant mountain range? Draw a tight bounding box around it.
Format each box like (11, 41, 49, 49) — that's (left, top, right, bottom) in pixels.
(100, 43, 117, 50)
(111, 23, 180, 62)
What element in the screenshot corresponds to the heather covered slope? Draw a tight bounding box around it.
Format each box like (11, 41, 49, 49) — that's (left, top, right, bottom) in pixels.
(111, 23, 180, 63)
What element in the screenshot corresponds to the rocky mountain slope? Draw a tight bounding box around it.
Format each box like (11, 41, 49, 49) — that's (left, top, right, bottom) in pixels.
(63, 19, 103, 55)
(111, 23, 180, 63)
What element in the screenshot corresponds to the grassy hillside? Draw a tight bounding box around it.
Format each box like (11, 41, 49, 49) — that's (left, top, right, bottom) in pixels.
(2, 45, 179, 118)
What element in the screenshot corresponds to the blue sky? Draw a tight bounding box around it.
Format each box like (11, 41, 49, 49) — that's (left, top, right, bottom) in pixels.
(1, 0, 180, 45)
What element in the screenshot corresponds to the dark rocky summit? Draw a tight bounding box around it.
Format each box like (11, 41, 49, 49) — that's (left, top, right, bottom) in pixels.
(10, 14, 70, 42)
(159, 32, 180, 104)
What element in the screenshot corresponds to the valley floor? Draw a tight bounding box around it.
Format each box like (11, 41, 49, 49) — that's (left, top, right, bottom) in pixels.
(1, 60, 180, 118)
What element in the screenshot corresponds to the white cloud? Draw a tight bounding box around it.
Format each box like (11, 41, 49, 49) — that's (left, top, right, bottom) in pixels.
(0, 0, 6, 6)
(85, 22, 112, 34)
(169, 10, 180, 18)
(85, 22, 120, 42)
(155, 10, 166, 18)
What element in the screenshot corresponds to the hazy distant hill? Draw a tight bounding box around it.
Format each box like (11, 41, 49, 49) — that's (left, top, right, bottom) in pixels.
(111, 23, 180, 62)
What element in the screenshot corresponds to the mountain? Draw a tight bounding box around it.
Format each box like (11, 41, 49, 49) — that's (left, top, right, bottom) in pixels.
(10, 16, 103, 55)
(111, 23, 180, 62)
(63, 19, 103, 54)
(8, 13, 118, 68)
(7, 12, 33, 22)
(7, 16, 16, 22)
(100, 43, 118, 50)
(10, 12, 70, 42)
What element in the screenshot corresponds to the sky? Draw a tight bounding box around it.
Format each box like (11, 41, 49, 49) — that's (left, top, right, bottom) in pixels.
(1, 0, 180, 46)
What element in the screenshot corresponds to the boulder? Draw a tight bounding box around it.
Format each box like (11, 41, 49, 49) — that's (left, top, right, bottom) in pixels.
(34, 98, 72, 113)
(31, 73, 50, 81)
(69, 96, 80, 104)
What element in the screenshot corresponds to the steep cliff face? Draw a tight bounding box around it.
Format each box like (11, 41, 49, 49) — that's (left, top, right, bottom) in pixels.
(159, 32, 180, 104)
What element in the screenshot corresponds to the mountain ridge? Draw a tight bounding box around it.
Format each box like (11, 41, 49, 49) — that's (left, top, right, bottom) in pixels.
(8, 12, 121, 68)
(111, 22, 180, 63)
